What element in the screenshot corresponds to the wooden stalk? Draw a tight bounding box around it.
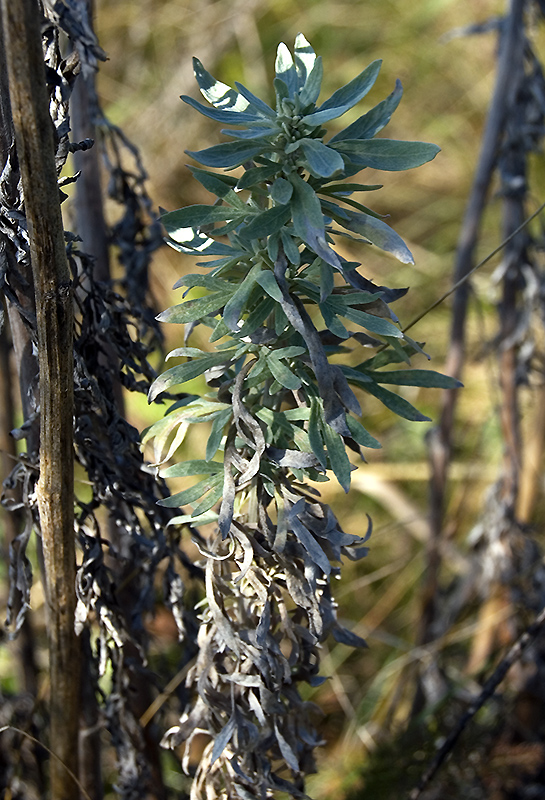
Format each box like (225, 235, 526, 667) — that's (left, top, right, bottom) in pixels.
(1, 1, 79, 798)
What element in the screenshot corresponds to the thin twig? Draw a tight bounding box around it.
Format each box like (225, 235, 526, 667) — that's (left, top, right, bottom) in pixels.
(403, 198, 545, 334)
(0, 726, 93, 800)
(408, 604, 545, 800)
(139, 657, 196, 728)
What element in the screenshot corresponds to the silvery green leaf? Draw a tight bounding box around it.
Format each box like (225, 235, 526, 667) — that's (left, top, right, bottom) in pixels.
(162, 204, 242, 231)
(301, 59, 382, 125)
(149, 350, 236, 400)
(294, 33, 317, 87)
(167, 510, 219, 526)
(181, 94, 262, 125)
(321, 417, 352, 492)
(380, 334, 412, 364)
(319, 260, 335, 303)
(223, 262, 262, 331)
(274, 723, 300, 773)
(237, 163, 278, 189)
(273, 346, 306, 358)
(274, 77, 290, 106)
(161, 459, 223, 478)
(329, 79, 403, 142)
(240, 204, 290, 239)
(299, 139, 345, 178)
(330, 138, 441, 171)
(206, 407, 232, 460)
(289, 173, 341, 268)
(255, 271, 283, 302)
(193, 57, 251, 113)
(166, 346, 216, 359)
(270, 177, 293, 205)
(320, 301, 350, 339)
(267, 353, 302, 390)
(365, 369, 462, 389)
(339, 210, 414, 263)
(275, 42, 298, 96)
(190, 474, 224, 516)
(187, 168, 245, 209)
(318, 181, 382, 193)
(362, 381, 431, 421)
(309, 398, 327, 468)
(280, 229, 301, 265)
(186, 140, 269, 169)
(172, 273, 233, 291)
(234, 81, 276, 118)
(346, 415, 381, 449)
(237, 295, 275, 337)
(222, 126, 278, 140)
(267, 231, 280, 263)
(158, 477, 215, 508)
(321, 296, 401, 338)
(266, 448, 320, 468)
(299, 57, 323, 107)
(156, 292, 227, 324)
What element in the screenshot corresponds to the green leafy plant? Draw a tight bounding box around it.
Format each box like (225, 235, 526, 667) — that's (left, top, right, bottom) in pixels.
(146, 33, 453, 799)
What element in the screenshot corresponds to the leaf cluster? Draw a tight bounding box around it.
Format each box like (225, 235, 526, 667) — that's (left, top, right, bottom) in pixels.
(148, 35, 448, 516)
(147, 34, 451, 797)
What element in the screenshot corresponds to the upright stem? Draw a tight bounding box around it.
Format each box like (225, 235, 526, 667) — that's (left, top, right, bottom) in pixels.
(420, 0, 525, 658)
(1, 1, 79, 798)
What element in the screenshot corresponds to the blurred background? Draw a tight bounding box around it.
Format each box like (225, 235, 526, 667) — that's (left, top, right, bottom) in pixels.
(7, 0, 545, 797)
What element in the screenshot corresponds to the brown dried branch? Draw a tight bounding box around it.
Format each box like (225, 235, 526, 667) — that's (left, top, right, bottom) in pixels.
(1, 2, 78, 799)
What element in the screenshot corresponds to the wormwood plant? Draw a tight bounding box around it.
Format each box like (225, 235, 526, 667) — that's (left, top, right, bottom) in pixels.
(145, 34, 453, 798)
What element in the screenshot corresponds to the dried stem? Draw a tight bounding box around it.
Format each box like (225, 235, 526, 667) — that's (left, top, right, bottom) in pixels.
(417, 0, 526, 675)
(1, 2, 78, 799)
(408, 603, 545, 800)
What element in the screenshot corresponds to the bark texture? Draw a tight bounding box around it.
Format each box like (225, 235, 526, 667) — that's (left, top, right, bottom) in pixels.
(1, 1, 78, 797)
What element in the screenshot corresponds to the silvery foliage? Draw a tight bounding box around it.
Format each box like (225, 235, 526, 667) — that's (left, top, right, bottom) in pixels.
(147, 35, 453, 799)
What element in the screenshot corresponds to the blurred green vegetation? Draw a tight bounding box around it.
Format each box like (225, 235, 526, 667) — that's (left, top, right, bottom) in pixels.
(81, 0, 545, 795)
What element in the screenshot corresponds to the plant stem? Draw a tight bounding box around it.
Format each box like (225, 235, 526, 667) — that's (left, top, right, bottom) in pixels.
(1, 2, 79, 798)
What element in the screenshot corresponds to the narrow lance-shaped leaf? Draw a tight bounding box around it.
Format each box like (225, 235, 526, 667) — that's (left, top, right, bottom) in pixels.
(149, 350, 236, 400)
(363, 369, 463, 389)
(360, 380, 431, 422)
(321, 417, 352, 492)
(193, 57, 253, 114)
(223, 262, 263, 331)
(294, 32, 317, 88)
(299, 54, 323, 108)
(330, 138, 441, 171)
(301, 59, 382, 125)
(336, 209, 414, 264)
(186, 140, 269, 169)
(162, 204, 243, 229)
(289, 173, 341, 268)
(234, 81, 276, 118)
(157, 292, 229, 324)
(329, 79, 404, 143)
(180, 94, 263, 125)
(275, 42, 298, 97)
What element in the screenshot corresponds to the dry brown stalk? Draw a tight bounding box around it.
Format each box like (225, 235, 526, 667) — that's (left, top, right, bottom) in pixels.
(1, 2, 79, 798)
